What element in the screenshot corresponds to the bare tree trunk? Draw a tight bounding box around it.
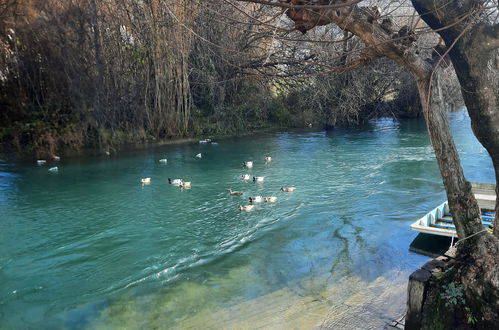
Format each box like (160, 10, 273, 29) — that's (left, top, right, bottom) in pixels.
(415, 72, 483, 239)
(412, 0, 499, 239)
(89, 0, 104, 121)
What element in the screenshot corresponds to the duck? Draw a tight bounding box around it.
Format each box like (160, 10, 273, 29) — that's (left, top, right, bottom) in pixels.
(264, 156, 272, 162)
(241, 174, 251, 180)
(264, 196, 277, 203)
(199, 139, 209, 144)
(243, 161, 253, 168)
(159, 158, 168, 164)
(52, 155, 61, 161)
(228, 189, 244, 196)
(141, 177, 151, 184)
(48, 166, 58, 172)
(249, 196, 264, 203)
(180, 181, 191, 188)
(281, 187, 296, 192)
(196, 153, 202, 158)
(253, 176, 264, 182)
(238, 205, 255, 211)
(168, 178, 182, 185)
(37, 160, 47, 165)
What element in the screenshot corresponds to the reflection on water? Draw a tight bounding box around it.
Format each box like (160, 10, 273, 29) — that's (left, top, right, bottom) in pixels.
(0, 110, 494, 329)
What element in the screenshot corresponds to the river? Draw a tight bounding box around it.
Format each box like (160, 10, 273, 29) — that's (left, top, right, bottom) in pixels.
(0, 110, 494, 329)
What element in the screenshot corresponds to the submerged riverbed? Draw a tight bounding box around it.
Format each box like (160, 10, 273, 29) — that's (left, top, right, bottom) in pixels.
(0, 111, 494, 329)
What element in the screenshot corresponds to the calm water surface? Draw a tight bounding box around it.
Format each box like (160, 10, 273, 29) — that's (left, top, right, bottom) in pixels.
(0, 110, 494, 329)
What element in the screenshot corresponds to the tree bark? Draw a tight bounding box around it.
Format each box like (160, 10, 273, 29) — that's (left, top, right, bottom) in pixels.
(412, 0, 499, 238)
(415, 72, 483, 239)
(89, 0, 104, 118)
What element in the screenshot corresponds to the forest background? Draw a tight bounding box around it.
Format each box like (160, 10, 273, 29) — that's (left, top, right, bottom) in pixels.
(0, 0, 461, 156)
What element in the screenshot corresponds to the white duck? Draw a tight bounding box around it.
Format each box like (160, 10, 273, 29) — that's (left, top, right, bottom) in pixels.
(159, 158, 168, 164)
(264, 156, 272, 162)
(168, 178, 182, 185)
(243, 161, 253, 168)
(180, 181, 191, 188)
(281, 187, 296, 192)
(37, 160, 47, 165)
(141, 177, 151, 184)
(196, 153, 202, 158)
(48, 166, 58, 172)
(241, 174, 250, 180)
(238, 205, 255, 211)
(264, 196, 277, 203)
(253, 176, 264, 182)
(249, 196, 264, 203)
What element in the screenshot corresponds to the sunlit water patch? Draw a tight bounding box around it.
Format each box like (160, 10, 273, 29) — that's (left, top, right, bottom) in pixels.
(0, 110, 494, 329)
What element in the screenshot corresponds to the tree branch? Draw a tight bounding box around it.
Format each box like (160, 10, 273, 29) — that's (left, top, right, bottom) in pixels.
(234, 0, 362, 10)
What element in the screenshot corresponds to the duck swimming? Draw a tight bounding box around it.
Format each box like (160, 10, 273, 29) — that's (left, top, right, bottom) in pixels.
(180, 181, 191, 188)
(159, 158, 168, 163)
(196, 153, 202, 158)
(241, 174, 250, 180)
(141, 177, 151, 184)
(253, 176, 264, 182)
(264, 196, 277, 203)
(243, 161, 253, 168)
(228, 189, 244, 196)
(168, 178, 182, 185)
(238, 205, 254, 211)
(280, 187, 296, 192)
(264, 156, 272, 162)
(249, 196, 263, 203)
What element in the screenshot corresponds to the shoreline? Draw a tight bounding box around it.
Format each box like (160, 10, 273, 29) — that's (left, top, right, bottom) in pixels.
(0, 125, 312, 162)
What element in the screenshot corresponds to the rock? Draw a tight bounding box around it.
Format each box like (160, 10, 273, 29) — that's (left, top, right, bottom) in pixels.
(406, 269, 431, 330)
(422, 259, 447, 273)
(444, 247, 457, 259)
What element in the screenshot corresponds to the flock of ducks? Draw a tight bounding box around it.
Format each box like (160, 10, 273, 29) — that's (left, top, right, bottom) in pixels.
(226, 155, 295, 211)
(141, 142, 296, 212)
(36, 155, 61, 172)
(36, 140, 295, 212)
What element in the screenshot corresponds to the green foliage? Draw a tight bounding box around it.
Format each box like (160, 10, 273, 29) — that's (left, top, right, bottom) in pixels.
(440, 282, 464, 307)
(267, 97, 290, 125)
(464, 307, 477, 325)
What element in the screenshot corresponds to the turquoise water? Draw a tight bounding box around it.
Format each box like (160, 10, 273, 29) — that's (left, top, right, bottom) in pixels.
(0, 110, 494, 329)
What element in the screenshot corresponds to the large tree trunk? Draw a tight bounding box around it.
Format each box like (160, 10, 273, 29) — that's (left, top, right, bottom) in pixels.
(411, 1, 499, 238)
(414, 72, 483, 239)
(411, 0, 499, 326)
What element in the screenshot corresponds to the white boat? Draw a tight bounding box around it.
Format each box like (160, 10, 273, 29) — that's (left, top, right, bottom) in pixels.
(411, 182, 496, 238)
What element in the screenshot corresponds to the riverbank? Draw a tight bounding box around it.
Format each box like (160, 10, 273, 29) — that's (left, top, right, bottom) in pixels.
(0, 124, 284, 160)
